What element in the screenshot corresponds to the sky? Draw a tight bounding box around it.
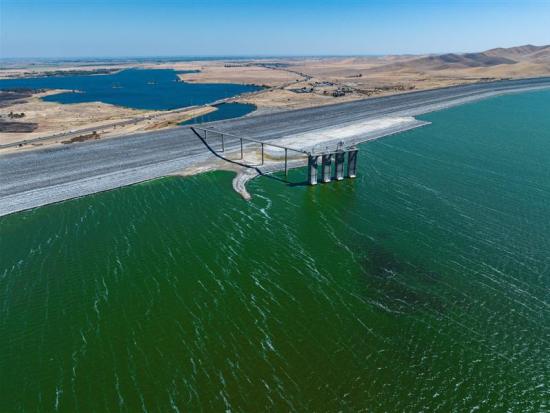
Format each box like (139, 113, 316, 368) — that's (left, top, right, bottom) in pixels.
(1, 0, 550, 58)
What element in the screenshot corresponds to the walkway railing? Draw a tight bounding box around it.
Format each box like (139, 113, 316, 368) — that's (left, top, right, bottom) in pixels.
(190, 126, 309, 175)
(189, 126, 359, 185)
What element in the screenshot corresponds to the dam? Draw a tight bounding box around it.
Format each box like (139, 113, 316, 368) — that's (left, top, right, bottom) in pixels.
(2, 76, 550, 217)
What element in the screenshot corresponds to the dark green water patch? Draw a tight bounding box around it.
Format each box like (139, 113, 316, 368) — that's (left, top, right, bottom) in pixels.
(359, 244, 446, 315)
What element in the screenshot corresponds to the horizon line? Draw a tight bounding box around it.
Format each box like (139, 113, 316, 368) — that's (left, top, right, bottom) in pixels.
(2, 43, 548, 61)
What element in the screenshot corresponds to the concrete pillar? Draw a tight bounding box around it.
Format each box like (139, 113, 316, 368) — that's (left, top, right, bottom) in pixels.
(307, 155, 319, 185)
(347, 149, 358, 178)
(322, 154, 332, 183)
(335, 151, 345, 181)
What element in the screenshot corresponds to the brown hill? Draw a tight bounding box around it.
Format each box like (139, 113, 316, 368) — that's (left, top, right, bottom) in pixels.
(526, 47, 550, 63)
(369, 52, 516, 73)
(419, 53, 515, 69)
(366, 45, 550, 75)
(484, 44, 550, 60)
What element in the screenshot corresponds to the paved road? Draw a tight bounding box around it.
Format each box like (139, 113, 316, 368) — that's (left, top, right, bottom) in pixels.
(2, 77, 550, 216)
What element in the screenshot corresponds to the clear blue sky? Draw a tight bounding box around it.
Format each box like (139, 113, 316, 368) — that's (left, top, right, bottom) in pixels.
(1, 0, 549, 58)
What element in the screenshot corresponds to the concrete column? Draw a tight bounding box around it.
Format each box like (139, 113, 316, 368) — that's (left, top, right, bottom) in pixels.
(347, 149, 358, 178)
(335, 151, 345, 181)
(307, 155, 319, 185)
(322, 154, 332, 183)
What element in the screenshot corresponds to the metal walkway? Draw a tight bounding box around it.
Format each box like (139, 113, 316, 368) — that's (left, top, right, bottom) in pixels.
(191, 126, 359, 185)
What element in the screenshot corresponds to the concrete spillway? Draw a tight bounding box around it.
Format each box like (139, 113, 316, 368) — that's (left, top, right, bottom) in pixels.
(335, 152, 345, 181)
(307, 156, 319, 186)
(321, 155, 332, 183)
(347, 149, 358, 178)
(306, 149, 357, 185)
(2, 77, 550, 216)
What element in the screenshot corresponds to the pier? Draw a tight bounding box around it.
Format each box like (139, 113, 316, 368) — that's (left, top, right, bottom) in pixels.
(190, 126, 308, 175)
(191, 126, 361, 185)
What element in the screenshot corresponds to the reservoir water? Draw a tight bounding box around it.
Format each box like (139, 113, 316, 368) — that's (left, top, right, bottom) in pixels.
(0, 68, 262, 111)
(0, 90, 549, 411)
(180, 102, 257, 125)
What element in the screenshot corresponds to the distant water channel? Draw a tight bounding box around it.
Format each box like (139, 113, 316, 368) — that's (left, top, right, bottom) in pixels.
(1, 90, 549, 411)
(180, 102, 257, 125)
(0, 68, 262, 111)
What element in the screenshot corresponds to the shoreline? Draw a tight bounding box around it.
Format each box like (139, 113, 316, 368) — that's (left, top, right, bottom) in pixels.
(0, 117, 432, 217)
(0, 68, 264, 149)
(2, 78, 550, 218)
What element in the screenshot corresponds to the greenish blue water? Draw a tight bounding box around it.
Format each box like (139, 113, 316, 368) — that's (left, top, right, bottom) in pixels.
(1, 90, 549, 412)
(0, 69, 262, 110)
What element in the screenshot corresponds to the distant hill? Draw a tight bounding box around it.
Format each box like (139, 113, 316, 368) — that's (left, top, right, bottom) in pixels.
(411, 53, 515, 70)
(484, 44, 550, 60)
(369, 44, 550, 73)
